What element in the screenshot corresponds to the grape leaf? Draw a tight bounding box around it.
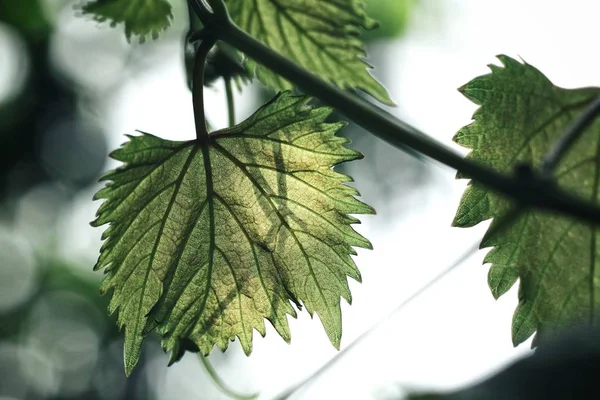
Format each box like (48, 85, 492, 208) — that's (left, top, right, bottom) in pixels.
(92, 92, 373, 375)
(453, 55, 600, 346)
(225, 0, 393, 105)
(80, 0, 173, 42)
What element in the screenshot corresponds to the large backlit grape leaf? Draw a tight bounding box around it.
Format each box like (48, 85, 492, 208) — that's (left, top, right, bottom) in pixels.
(453, 55, 600, 346)
(225, 0, 393, 105)
(92, 92, 373, 375)
(80, 0, 173, 42)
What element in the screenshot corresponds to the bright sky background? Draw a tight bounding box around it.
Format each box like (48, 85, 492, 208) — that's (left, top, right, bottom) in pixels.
(4, 0, 600, 399)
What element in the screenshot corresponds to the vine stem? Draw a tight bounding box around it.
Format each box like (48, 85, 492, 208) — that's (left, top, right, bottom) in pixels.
(187, 0, 197, 31)
(199, 355, 258, 400)
(192, 34, 217, 140)
(207, 0, 228, 17)
(188, 0, 214, 23)
(542, 95, 600, 176)
(184, 1, 600, 397)
(225, 78, 236, 127)
(190, 0, 600, 225)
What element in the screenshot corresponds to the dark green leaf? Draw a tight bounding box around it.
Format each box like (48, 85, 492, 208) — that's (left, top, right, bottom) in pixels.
(454, 55, 600, 346)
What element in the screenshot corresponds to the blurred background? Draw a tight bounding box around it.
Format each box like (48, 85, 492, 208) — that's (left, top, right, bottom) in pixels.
(1, 0, 600, 399)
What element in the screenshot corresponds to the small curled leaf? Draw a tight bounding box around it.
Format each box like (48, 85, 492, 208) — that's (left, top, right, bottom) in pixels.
(79, 0, 173, 43)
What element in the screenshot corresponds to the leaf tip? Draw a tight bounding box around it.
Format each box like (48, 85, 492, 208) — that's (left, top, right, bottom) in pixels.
(240, 337, 253, 356)
(450, 215, 460, 227)
(331, 337, 341, 351)
(372, 87, 396, 107)
(124, 356, 137, 377)
(165, 338, 200, 366)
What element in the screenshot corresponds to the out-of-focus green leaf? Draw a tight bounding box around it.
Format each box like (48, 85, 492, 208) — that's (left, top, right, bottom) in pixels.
(363, 0, 417, 40)
(0, 0, 52, 39)
(453, 55, 600, 346)
(92, 92, 373, 375)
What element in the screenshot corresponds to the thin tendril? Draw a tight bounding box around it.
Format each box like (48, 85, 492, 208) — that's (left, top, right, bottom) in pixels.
(225, 78, 236, 127)
(199, 355, 259, 400)
(271, 207, 523, 400)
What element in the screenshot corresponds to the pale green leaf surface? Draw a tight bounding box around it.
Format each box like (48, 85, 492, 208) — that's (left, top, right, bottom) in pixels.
(225, 0, 393, 105)
(453, 55, 600, 346)
(92, 92, 373, 374)
(80, 0, 173, 42)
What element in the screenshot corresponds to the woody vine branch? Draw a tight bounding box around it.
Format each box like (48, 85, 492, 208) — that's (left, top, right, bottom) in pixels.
(189, 0, 600, 226)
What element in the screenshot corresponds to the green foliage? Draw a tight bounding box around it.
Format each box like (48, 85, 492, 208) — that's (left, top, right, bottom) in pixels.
(63, 0, 600, 392)
(0, 0, 52, 39)
(80, 0, 173, 42)
(226, 0, 393, 105)
(453, 55, 600, 345)
(92, 92, 373, 374)
(363, 0, 417, 40)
